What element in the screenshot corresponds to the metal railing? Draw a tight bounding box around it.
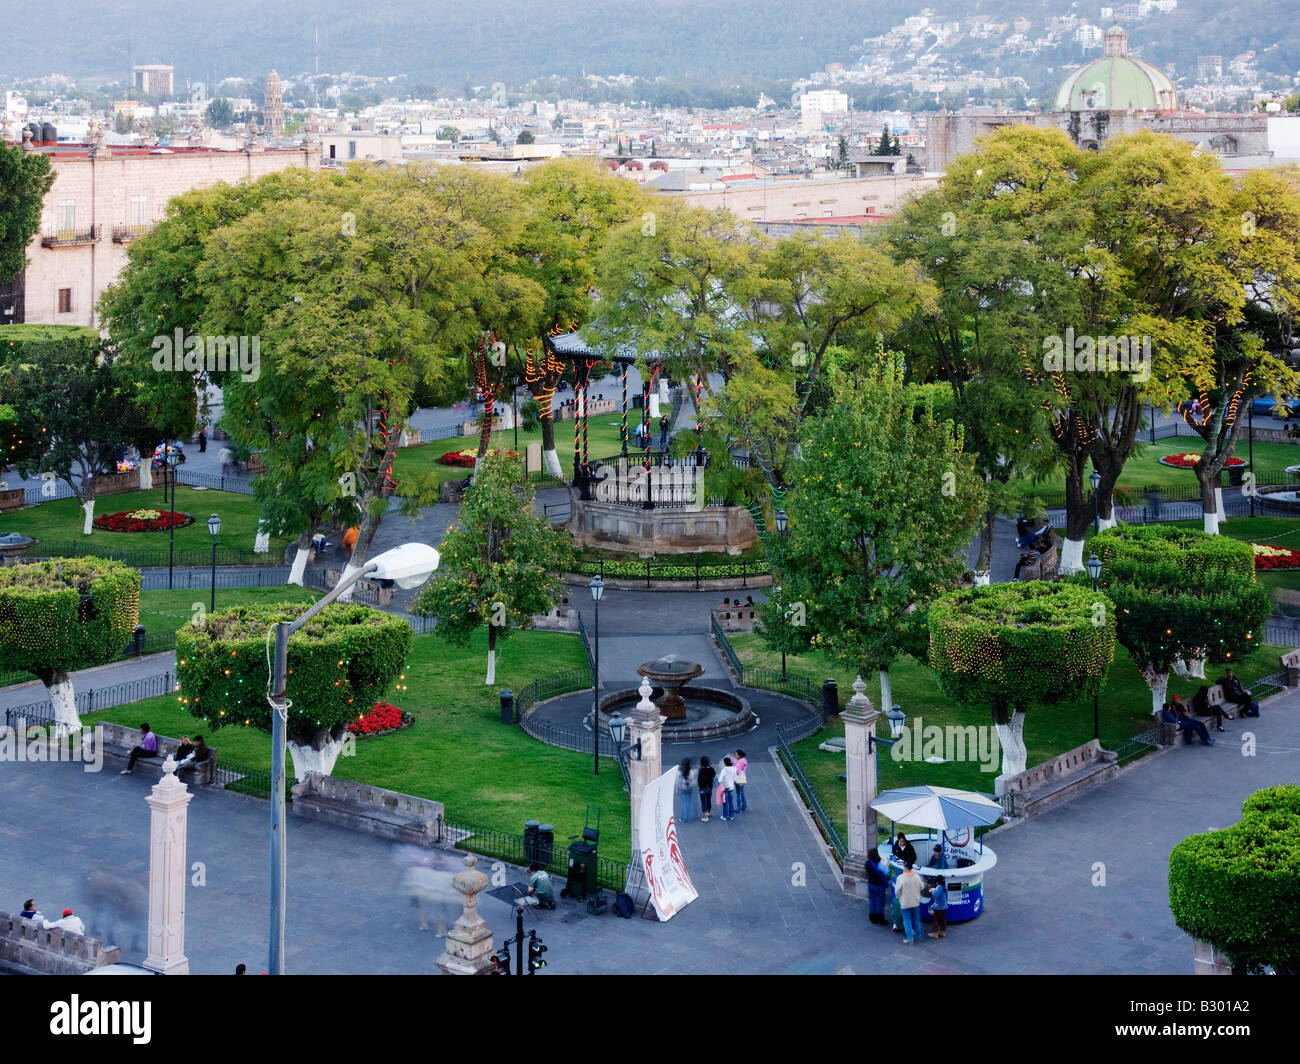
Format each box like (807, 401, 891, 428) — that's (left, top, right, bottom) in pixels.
(577, 611, 595, 679)
(175, 469, 256, 494)
(3, 670, 175, 721)
(574, 556, 769, 587)
(1035, 466, 1300, 513)
(1111, 724, 1167, 767)
(25, 539, 285, 568)
(513, 668, 594, 718)
(711, 613, 746, 681)
(438, 815, 631, 891)
(775, 721, 847, 864)
(41, 225, 101, 247)
(542, 501, 571, 524)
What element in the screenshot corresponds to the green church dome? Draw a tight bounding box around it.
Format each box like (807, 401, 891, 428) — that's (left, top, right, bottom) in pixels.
(1053, 24, 1177, 112)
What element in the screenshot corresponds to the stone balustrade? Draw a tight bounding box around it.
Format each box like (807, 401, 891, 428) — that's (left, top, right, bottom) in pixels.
(0, 911, 120, 974)
(291, 772, 445, 846)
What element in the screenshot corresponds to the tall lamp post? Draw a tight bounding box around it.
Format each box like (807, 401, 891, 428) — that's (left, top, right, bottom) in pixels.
(167, 447, 180, 590)
(590, 574, 604, 776)
(1248, 401, 1255, 518)
(774, 509, 789, 677)
(1087, 552, 1103, 741)
(1089, 469, 1101, 536)
(267, 542, 439, 974)
(207, 513, 221, 613)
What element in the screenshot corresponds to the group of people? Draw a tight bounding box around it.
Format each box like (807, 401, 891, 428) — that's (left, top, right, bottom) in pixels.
(863, 834, 951, 944)
(1013, 516, 1054, 579)
(18, 899, 85, 936)
(120, 724, 210, 775)
(719, 596, 755, 609)
(1160, 668, 1259, 747)
(676, 751, 748, 823)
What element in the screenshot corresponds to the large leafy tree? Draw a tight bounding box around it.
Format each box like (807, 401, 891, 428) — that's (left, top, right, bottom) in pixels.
(0, 141, 54, 283)
(1083, 525, 1269, 714)
(929, 582, 1116, 779)
(411, 450, 576, 684)
(0, 559, 140, 733)
(761, 352, 984, 711)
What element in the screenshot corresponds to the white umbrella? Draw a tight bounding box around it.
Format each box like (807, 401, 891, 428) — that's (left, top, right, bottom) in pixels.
(870, 785, 1002, 830)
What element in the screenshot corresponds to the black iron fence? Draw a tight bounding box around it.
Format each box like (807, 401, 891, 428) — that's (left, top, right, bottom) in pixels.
(3, 671, 175, 723)
(175, 469, 256, 494)
(775, 722, 847, 864)
(711, 613, 746, 680)
(577, 612, 595, 678)
(439, 815, 630, 891)
(27, 539, 284, 568)
(1034, 465, 1300, 513)
(1111, 724, 1167, 767)
(513, 668, 594, 718)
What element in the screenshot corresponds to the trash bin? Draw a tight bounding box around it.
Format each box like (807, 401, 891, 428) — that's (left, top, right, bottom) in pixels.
(822, 678, 839, 717)
(125, 624, 145, 656)
(524, 820, 539, 863)
(1229, 465, 1246, 487)
(538, 824, 554, 866)
(564, 841, 598, 901)
(500, 688, 514, 725)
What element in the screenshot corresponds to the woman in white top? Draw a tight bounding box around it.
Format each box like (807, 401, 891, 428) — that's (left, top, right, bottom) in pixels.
(718, 757, 738, 822)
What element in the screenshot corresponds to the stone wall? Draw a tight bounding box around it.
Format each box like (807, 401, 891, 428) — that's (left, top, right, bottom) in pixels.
(568, 499, 757, 556)
(0, 911, 120, 974)
(291, 772, 445, 847)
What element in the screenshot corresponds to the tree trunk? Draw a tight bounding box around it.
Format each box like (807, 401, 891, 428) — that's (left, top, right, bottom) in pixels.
(1143, 667, 1170, 717)
(42, 669, 80, 735)
(485, 624, 497, 685)
(255, 517, 271, 554)
(542, 416, 563, 478)
(475, 390, 496, 471)
(1173, 651, 1207, 680)
(1061, 463, 1090, 575)
(991, 701, 1027, 779)
(287, 546, 310, 586)
(286, 724, 350, 780)
(81, 499, 96, 535)
(1197, 465, 1221, 534)
(974, 504, 995, 581)
(138, 464, 153, 491)
(879, 667, 893, 714)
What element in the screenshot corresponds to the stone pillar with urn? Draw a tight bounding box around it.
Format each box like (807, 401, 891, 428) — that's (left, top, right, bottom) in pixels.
(435, 854, 497, 976)
(840, 675, 880, 899)
(624, 676, 664, 904)
(142, 757, 192, 975)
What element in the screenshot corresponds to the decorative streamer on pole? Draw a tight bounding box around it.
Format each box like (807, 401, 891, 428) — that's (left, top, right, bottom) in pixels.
(621, 364, 629, 457)
(582, 357, 599, 470)
(694, 372, 704, 442)
(643, 362, 660, 509)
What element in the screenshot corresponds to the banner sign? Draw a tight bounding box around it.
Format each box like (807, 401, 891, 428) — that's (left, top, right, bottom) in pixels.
(639, 768, 698, 921)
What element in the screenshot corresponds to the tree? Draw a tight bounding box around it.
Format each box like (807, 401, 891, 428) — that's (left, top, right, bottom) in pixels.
(8, 340, 135, 534)
(1170, 786, 1300, 975)
(1083, 525, 1269, 714)
(205, 98, 235, 127)
(175, 602, 411, 778)
(835, 134, 850, 169)
(0, 140, 55, 283)
(761, 354, 984, 711)
(873, 123, 899, 156)
(516, 129, 535, 144)
(0, 559, 141, 733)
(929, 582, 1116, 779)
(410, 451, 576, 684)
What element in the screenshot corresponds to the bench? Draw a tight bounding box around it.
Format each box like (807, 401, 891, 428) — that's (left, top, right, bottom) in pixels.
(97, 722, 217, 785)
(1018, 531, 1062, 581)
(712, 607, 758, 633)
(1282, 649, 1300, 687)
(0, 911, 121, 975)
(291, 772, 445, 847)
(998, 740, 1118, 818)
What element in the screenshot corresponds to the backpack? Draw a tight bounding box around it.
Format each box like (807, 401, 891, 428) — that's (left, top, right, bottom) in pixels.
(613, 892, 635, 918)
(1241, 701, 1260, 718)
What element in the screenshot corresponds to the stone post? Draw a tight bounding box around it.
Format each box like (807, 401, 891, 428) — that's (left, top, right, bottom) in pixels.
(1192, 938, 1233, 975)
(142, 757, 192, 975)
(624, 676, 664, 903)
(435, 854, 496, 975)
(840, 675, 880, 899)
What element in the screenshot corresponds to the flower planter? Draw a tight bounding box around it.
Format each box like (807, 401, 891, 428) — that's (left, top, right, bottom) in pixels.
(93, 509, 194, 533)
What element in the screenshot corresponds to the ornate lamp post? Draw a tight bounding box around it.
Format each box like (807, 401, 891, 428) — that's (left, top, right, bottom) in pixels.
(1087, 552, 1103, 740)
(1090, 469, 1102, 535)
(590, 574, 605, 776)
(207, 513, 221, 613)
(167, 447, 181, 590)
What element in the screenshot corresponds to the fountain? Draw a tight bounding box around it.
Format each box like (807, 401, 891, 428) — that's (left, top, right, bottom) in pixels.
(636, 656, 704, 720)
(0, 533, 38, 565)
(594, 656, 757, 743)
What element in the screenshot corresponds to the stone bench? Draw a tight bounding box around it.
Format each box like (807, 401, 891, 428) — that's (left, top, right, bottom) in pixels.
(999, 739, 1118, 818)
(712, 607, 758, 633)
(97, 722, 217, 785)
(1282, 649, 1300, 687)
(0, 911, 121, 974)
(291, 772, 445, 847)
(1018, 531, 1062, 581)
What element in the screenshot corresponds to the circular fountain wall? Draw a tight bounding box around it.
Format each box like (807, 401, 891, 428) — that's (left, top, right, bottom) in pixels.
(598, 685, 756, 743)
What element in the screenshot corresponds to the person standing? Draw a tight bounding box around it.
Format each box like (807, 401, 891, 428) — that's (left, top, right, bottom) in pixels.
(733, 749, 748, 812)
(926, 877, 949, 939)
(120, 723, 159, 774)
(697, 756, 715, 823)
(659, 415, 669, 448)
(892, 833, 917, 866)
(198, 426, 207, 453)
(865, 849, 889, 925)
(219, 445, 234, 476)
(718, 757, 738, 822)
(675, 758, 696, 823)
(895, 862, 924, 945)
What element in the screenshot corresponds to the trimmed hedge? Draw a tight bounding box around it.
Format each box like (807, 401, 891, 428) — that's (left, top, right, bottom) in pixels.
(1169, 785, 1300, 974)
(0, 558, 141, 681)
(175, 602, 411, 744)
(1090, 524, 1256, 583)
(928, 581, 1116, 708)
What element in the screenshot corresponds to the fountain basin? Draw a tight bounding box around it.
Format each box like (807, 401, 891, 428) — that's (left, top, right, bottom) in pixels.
(0, 533, 38, 565)
(598, 685, 756, 743)
(636, 657, 705, 720)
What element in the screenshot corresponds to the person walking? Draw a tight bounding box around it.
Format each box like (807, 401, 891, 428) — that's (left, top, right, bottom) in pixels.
(675, 758, 696, 823)
(659, 415, 669, 448)
(120, 723, 159, 774)
(895, 861, 925, 945)
(926, 877, 949, 939)
(733, 749, 749, 812)
(718, 756, 738, 821)
(865, 849, 889, 925)
(697, 756, 715, 822)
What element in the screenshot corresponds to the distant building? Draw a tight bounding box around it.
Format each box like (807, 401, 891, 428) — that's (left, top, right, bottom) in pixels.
(133, 65, 174, 96)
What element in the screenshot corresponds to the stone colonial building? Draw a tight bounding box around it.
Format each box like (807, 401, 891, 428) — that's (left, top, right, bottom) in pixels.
(926, 23, 1270, 172)
(0, 123, 320, 327)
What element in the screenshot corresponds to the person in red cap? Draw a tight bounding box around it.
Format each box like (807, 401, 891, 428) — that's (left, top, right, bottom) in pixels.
(43, 907, 86, 935)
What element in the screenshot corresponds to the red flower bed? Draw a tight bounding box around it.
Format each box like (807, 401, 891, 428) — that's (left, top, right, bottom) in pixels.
(1159, 453, 1247, 469)
(1252, 544, 1300, 571)
(437, 447, 521, 468)
(92, 509, 194, 533)
(347, 701, 409, 736)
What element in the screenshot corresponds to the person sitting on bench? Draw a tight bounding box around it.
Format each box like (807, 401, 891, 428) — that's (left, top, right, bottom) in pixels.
(176, 736, 211, 772)
(1161, 702, 1214, 746)
(523, 863, 555, 909)
(1218, 668, 1253, 713)
(120, 723, 159, 774)
(1190, 686, 1231, 732)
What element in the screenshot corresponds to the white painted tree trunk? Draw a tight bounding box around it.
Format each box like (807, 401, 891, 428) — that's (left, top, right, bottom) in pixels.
(972, 570, 991, 586)
(1173, 651, 1207, 679)
(287, 733, 348, 781)
(48, 673, 80, 736)
(485, 647, 496, 685)
(1203, 511, 1221, 534)
(1216, 487, 1225, 520)
(993, 710, 1026, 777)
(254, 520, 270, 554)
(286, 546, 309, 586)
(879, 668, 893, 713)
(138, 464, 153, 491)
(1144, 669, 1170, 717)
(335, 561, 362, 602)
(81, 500, 95, 535)
(543, 447, 563, 478)
(1097, 513, 1118, 531)
(1058, 537, 1085, 575)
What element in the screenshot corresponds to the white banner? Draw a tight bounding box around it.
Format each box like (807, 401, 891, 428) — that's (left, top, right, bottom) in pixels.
(639, 768, 698, 921)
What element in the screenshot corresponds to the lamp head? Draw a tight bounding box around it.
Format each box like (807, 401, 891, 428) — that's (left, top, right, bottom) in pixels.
(775, 508, 788, 533)
(1086, 553, 1102, 582)
(607, 711, 626, 745)
(590, 574, 605, 603)
(207, 513, 220, 539)
(886, 704, 906, 740)
(1089, 470, 1101, 492)
(367, 543, 441, 589)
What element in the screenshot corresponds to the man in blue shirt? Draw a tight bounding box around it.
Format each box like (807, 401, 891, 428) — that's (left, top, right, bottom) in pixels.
(926, 878, 949, 939)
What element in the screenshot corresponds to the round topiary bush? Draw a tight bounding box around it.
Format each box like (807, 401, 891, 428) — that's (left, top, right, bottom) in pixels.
(1169, 785, 1300, 974)
(175, 601, 411, 778)
(0, 557, 141, 732)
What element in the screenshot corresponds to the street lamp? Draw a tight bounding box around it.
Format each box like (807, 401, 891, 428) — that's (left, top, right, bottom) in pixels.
(775, 508, 788, 534)
(207, 513, 221, 613)
(1089, 469, 1101, 536)
(267, 542, 439, 975)
(166, 447, 180, 590)
(1087, 553, 1103, 740)
(590, 574, 604, 776)
(869, 705, 907, 753)
(607, 710, 642, 761)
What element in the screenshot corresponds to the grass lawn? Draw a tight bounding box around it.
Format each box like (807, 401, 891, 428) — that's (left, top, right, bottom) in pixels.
(0, 488, 296, 564)
(733, 632, 1290, 842)
(88, 627, 632, 858)
(137, 586, 322, 638)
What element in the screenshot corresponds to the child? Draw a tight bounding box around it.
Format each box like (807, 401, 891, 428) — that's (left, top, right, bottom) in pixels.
(926, 877, 949, 939)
